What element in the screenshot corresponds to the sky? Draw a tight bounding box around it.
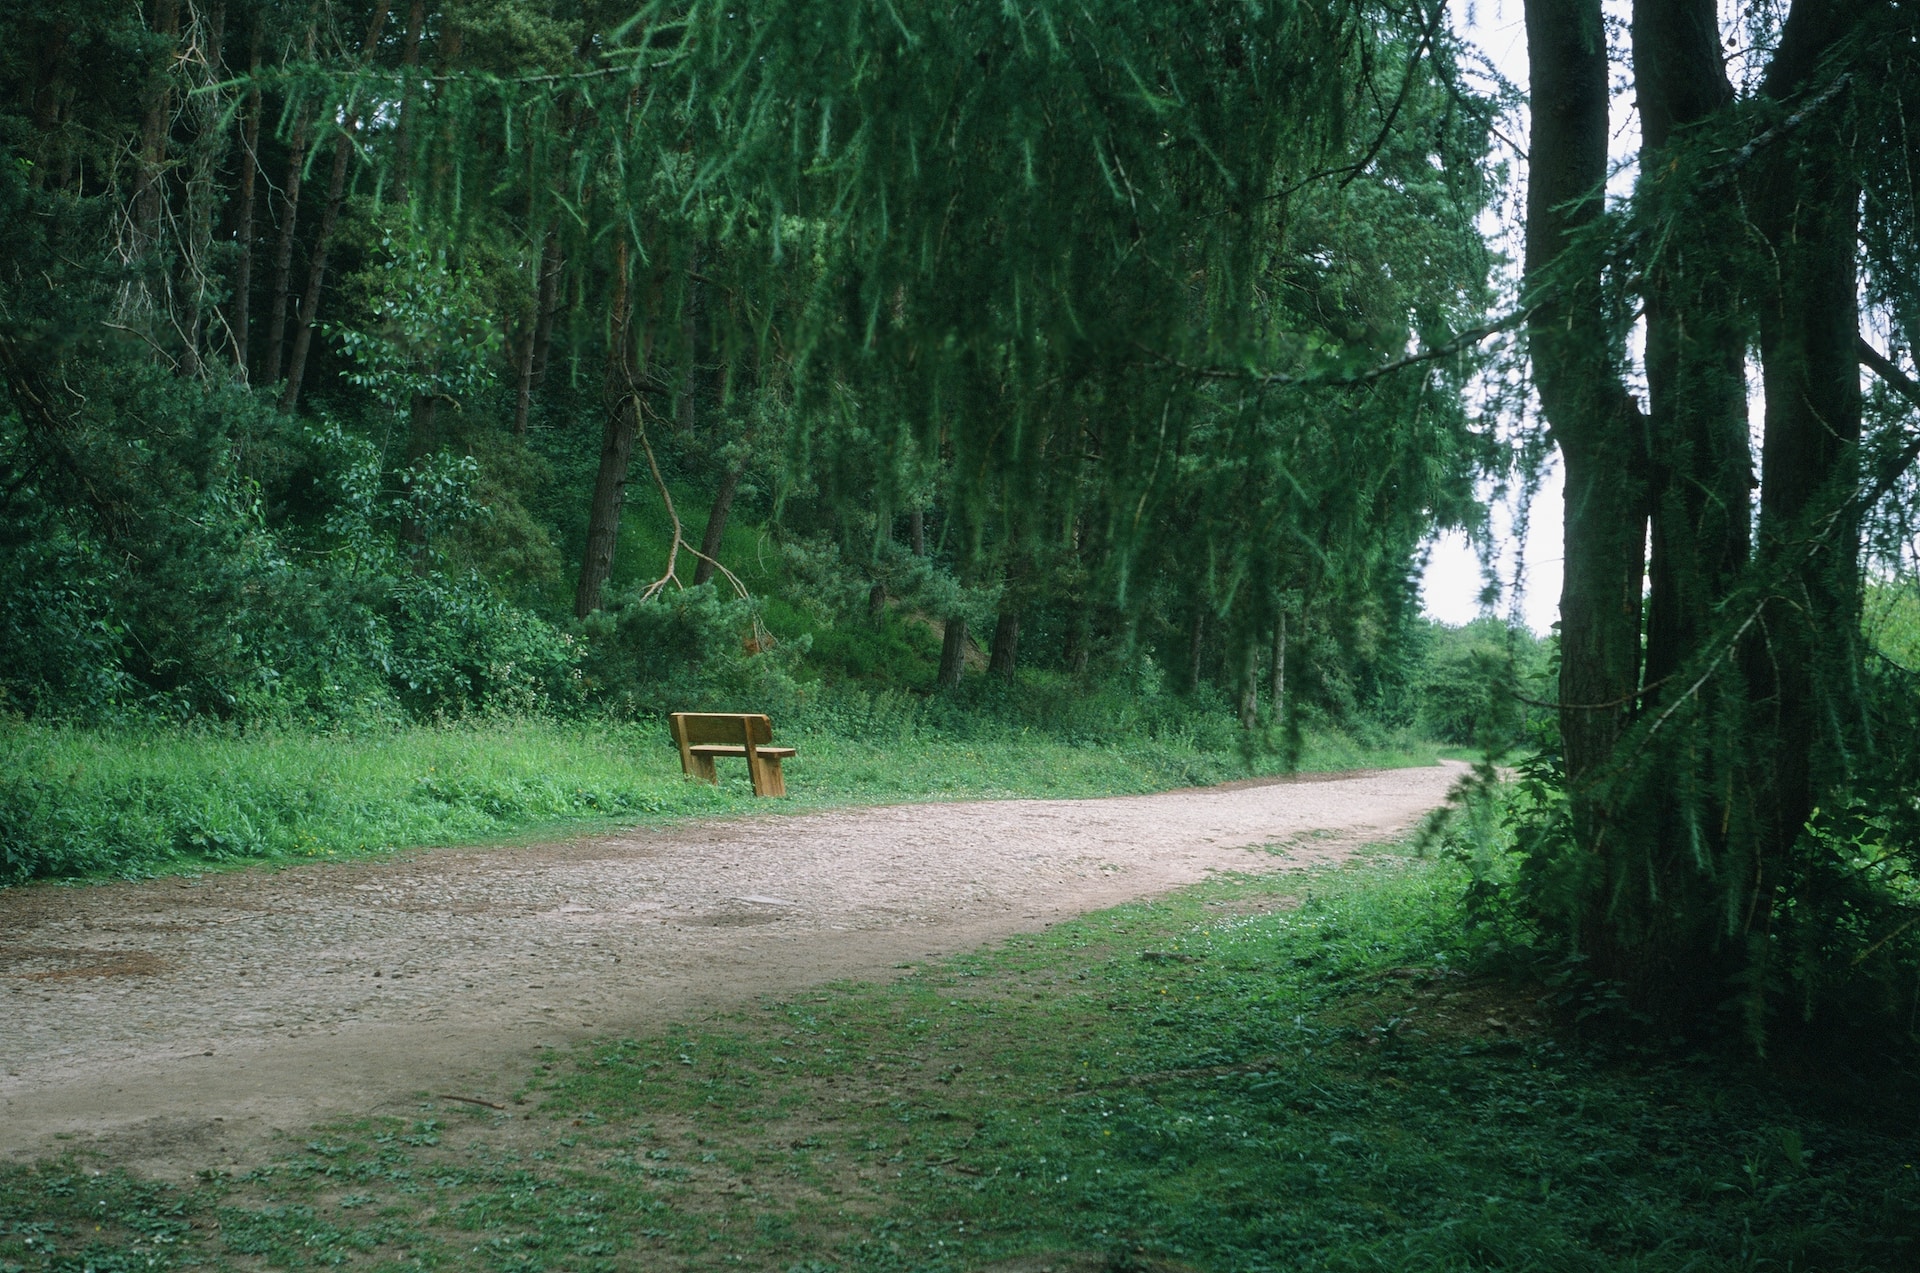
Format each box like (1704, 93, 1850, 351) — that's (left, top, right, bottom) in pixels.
(1418, 2, 1562, 634)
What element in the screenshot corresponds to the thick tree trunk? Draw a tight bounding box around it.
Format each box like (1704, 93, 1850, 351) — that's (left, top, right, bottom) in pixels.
(989, 610, 1020, 679)
(1525, 0, 1647, 801)
(1635, 0, 1748, 701)
(938, 617, 969, 689)
(229, 12, 265, 374)
(279, 1, 391, 412)
(1746, 50, 1864, 883)
(574, 243, 639, 619)
(908, 509, 925, 556)
(692, 464, 742, 587)
(1526, 0, 1653, 976)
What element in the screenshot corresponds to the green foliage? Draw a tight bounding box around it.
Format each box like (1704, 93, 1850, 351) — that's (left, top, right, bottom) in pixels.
(1414, 618, 1551, 748)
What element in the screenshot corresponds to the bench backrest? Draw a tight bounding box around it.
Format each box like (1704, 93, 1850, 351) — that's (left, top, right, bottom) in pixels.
(670, 712, 773, 747)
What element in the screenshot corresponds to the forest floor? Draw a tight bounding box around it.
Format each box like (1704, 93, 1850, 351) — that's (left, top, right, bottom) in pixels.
(0, 762, 1461, 1180)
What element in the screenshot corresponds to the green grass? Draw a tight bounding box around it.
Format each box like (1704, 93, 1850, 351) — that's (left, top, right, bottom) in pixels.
(0, 714, 1441, 885)
(5, 852, 1916, 1272)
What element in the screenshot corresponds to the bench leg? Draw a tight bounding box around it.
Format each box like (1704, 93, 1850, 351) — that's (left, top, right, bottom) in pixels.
(749, 755, 786, 797)
(687, 754, 719, 785)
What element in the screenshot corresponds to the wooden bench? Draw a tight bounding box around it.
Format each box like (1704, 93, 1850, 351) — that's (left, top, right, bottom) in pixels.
(669, 712, 796, 797)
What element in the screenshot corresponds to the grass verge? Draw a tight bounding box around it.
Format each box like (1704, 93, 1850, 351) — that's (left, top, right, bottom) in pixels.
(0, 716, 1442, 885)
(3, 851, 1916, 1271)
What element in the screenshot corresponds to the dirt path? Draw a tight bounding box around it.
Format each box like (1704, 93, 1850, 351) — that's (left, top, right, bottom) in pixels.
(1, 762, 1462, 1178)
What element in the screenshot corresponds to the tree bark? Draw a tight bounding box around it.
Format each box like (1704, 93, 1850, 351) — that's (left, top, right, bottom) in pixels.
(229, 10, 265, 375)
(1238, 639, 1259, 730)
(1270, 611, 1287, 721)
(908, 509, 925, 556)
(177, 0, 230, 380)
(513, 231, 564, 435)
(279, 0, 391, 412)
(1745, 20, 1865, 884)
(692, 463, 742, 587)
(132, 0, 181, 263)
(392, 0, 427, 203)
(1184, 607, 1206, 695)
(261, 54, 313, 386)
(938, 617, 969, 688)
(574, 241, 640, 618)
(1524, 0, 1648, 803)
(989, 610, 1020, 679)
(1635, 0, 1748, 701)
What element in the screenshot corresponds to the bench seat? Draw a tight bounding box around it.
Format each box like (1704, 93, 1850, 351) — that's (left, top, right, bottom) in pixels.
(687, 744, 798, 759)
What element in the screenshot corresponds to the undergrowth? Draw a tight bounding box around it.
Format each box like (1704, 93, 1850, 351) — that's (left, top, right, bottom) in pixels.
(4, 853, 1916, 1271)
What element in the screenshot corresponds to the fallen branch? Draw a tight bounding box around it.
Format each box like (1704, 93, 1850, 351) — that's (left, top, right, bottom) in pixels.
(436, 1093, 507, 1110)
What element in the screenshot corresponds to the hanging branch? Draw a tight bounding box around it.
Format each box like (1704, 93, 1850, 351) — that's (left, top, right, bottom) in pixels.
(634, 400, 752, 606)
(1152, 305, 1531, 391)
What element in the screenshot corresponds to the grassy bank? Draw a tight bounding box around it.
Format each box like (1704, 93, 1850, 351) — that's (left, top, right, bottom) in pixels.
(0, 712, 1440, 885)
(5, 851, 1915, 1271)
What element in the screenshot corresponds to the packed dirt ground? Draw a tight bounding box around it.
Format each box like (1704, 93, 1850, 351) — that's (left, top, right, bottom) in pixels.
(0, 762, 1462, 1179)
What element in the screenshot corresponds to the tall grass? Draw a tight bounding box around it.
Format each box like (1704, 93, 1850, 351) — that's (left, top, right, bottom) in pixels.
(0, 705, 1441, 885)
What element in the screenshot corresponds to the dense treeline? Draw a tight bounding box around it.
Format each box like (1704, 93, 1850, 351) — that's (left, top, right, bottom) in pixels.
(0, 0, 1502, 736)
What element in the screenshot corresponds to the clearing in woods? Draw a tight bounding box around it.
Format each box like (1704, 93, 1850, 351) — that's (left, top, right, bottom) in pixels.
(0, 762, 1461, 1178)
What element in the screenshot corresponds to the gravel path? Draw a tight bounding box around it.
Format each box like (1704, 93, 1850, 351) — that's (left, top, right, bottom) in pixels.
(0, 762, 1461, 1177)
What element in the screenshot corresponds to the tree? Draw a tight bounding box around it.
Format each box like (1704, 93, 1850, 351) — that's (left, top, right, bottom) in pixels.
(1519, 0, 1920, 1035)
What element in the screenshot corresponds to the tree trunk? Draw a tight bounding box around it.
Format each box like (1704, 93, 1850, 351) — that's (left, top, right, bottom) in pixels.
(392, 0, 427, 203)
(938, 617, 969, 689)
(1746, 37, 1864, 890)
(1635, 0, 1748, 702)
(908, 509, 925, 556)
(1525, 0, 1648, 817)
(177, 0, 230, 380)
(529, 232, 564, 386)
(261, 52, 313, 386)
(1271, 611, 1287, 719)
(132, 0, 180, 263)
(229, 11, 265, 375)
(513, 232, 564, 435)
(574, 242, 639, 618)
(989, 610, 1020, 679)
(1184, 607, 1206, 695)
(1238, 639, 1259, 730)
(25, 22, 70, 192)
(692, 464, 742, 587)
(279, 1, 391, 412)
